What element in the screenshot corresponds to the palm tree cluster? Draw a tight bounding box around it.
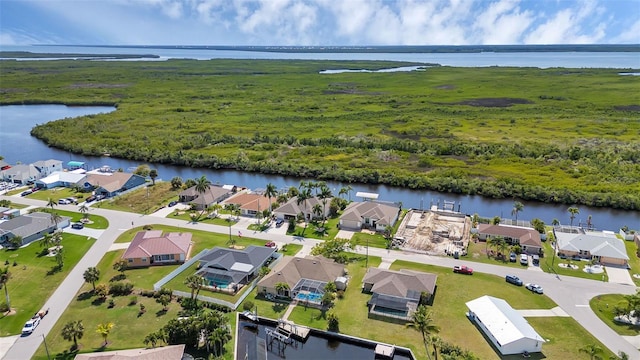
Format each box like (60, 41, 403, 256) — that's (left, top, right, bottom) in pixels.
(152, 310, 231, 356)
(406, 305, 439, 360)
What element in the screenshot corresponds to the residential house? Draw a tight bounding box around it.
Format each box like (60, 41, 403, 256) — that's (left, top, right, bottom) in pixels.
(121, 231, 193, 268)
(273, 196, 332, 221)
(0, 212, 70, 246)
(477, 224, 542, 254)
(196, 245, 276, 293)
(257, 256, 346, 301)
(0, 164, 41, 184)
(363, 268, 437, 322)
(178, 184, 234, 211)
(35, 171, 87, 189)
(74, 344, 185, 360)
(555, 230, 629, 266)
(84, 172, 146, 198)
(225, 192, 276, 217)
(466, 295, 545, 355)
(32, 159, 63, 177)
(339, 201, 401, 232)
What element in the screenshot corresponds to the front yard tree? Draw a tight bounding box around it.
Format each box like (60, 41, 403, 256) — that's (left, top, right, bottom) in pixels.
(149, 169, 158, 185)
(83, 267, 100, 291)
(157, 294, 171, 311)
(511, 201, 524, 223)
(95, 283, 109, 300)
(96, 322, 114, 347)
(184, 275, 203, 302)
(0, 266, 11, 310)
(8, 235, 22, 248)
(318, 185, 332, 226)
(406, 305, 440, 360)
(61, 320, 84, 350)
(296, 187, 312, 235)
(55, 247, 65, 268)
(170, 176, 183, 189)
(78, 203, 90, 221)
(47, 197, 57, 211)
(113, 259, 128, 278)
(265, 183, 277, 214)
(578, 343, 603, 360)
(275, 282, 290, 297)
(568, 206, 580, 227)
(194, 175, 212, 220)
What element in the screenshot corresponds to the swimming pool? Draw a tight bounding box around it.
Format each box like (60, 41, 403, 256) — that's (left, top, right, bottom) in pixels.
(295, 292, 323, 303)
(208, 279, 229, 289)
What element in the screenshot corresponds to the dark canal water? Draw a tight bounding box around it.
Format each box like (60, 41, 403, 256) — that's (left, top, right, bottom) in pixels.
(0, 105, 638, 231)
(236, 319, 413, 360)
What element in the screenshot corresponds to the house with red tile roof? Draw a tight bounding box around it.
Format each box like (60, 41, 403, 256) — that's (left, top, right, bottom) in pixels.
(224, 192, 276, 217)
(122, 230, 193, 267)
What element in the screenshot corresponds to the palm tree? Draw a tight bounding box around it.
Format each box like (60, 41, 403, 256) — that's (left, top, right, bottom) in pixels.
(50, 211, 63, 227)
(209, 326, 231, 356)
(47, 197, 57, 211)
(83, 267, 100, 291)
(194, 175, 212, 220)
(312, 203, 323, 221)
(8, 235, 23, 249)
(406, 305, 440, 360)
(96, 322, 114, 347)
(568, 206, 580, 227)
(296, 187, 312, 235)
(184, 275, 203, 302)
(78, 203, 90, 221)
(55, 247, 65, 268)
(61, 320, 84, 350)
(318, 185, 332, 226)
(496, 238, 510, 262)
(487, 236, 504, 258)
(341, 185, 353, 201)
(264, 183, 277, 214)
(511, 201, 524, 223)
(430, 335, 442, 360)
(578, 343, 603, 360)
(275, 282, 290, 298)
(149, 169, 158, 185)
(0, 266, 11, 310)
(552, 218, 560, 226)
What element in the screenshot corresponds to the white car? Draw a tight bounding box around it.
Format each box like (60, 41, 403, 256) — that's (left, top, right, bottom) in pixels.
(22, 316, 41, 335)
(525, 283, 544, 294)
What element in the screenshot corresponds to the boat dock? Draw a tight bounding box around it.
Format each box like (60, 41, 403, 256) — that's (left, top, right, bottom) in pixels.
(277, 319, 310, 340)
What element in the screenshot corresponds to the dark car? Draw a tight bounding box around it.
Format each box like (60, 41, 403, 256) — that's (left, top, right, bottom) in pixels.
(20, 190, 32, 197)
(275, 218, 285, 228)
(85, 195, 96, 202)
(71, 222, 84, 230)
(168, 200, 178, 207)
(505, 275, 523, 286)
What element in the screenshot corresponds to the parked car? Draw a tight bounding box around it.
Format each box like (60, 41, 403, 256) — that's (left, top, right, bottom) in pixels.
(20, 190, 32, 197)
(525, 283, 544, 294)
(509, 252, 517, 262)
(505, 275, 523, 286)
(275, 218, 285, 228)
(58, 199, 70, 205)
(71, 222, 84, 230)
(22, 316, 41, 335)
(453, 265, 473, 275)
(95, 195, 105, 201)
(85, 195, 96, 202)
(168, 200, 178, 207)
(532, 255, 540, 265)
(520, 254, 529, 265)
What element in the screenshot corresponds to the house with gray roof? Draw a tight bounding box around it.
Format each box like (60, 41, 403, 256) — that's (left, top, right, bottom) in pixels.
(0, 164, 41, 185)
(363, 268, 437, 322)
(196, 245, 276, 293)
(179, 184, 234, 211)
(339, 201, 401, 232)
(272, 196, 332, 221)
(555, 230, 629, 266)
(32, 159, 63, 177)
(0, 212, 70, 247)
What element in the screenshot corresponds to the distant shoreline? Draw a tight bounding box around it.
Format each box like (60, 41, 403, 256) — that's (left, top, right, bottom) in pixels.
(0, 51, 160, 59)
(38, 44, 640, 53)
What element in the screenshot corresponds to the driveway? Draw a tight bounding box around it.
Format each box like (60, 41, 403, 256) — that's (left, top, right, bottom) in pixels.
(607, 266, 635, 286)
(63, 226, 105, 239)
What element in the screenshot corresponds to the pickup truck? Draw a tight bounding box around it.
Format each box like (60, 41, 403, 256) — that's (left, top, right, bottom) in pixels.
(22, 308, 48, 335)
(453, 265, 474, 275)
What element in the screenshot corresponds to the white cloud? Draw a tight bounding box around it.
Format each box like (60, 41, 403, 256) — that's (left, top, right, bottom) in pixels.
(472, 0, 535, 44)
(524, 0, 607, 44)
(612, 18, 640, 43)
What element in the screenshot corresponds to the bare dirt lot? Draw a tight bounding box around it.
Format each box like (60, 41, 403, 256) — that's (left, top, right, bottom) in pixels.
(395, 209, 471, 255)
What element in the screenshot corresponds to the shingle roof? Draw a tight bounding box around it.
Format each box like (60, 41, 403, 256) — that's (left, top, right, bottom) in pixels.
(478, 224, 542, 247)
(122, 231, 192, 259)
(225, 193, 275, 212)
(257, 256, 345, 289)
(179, 184, 232, 205)
(363, 268, 436, 300)
(86, 172, 135, 192)
(74, 344, 185, 360)
(556, 232, 629, 260)
(273, 196, 331, 217)
(340, 201, 400, 226)
(0, 212, 68, 239)
(466, 296, 545, 346)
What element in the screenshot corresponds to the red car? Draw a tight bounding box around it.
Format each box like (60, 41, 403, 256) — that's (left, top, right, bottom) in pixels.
(453, 265, 473, 275)
(265, 241, 277, 248)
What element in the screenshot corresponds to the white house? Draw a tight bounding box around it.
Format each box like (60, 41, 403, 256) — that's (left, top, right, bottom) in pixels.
(466, 295, 545, 355)
(36, 171, 88, 189)
(32, 159, 63, 177)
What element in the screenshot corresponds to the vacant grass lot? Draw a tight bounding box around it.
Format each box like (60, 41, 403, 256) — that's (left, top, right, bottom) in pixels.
(0, 234, 96, 335)
(98, 182, 180, 214)
(27, 187, 83, 202)
(3, 60, 638, 210)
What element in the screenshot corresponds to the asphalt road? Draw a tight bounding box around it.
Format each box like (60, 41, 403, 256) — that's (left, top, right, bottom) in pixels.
(1, 195, 638, 359)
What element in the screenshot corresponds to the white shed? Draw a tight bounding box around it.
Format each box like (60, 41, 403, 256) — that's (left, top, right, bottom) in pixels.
(335, 276, 348, 290)
(466, 295, 545, 355)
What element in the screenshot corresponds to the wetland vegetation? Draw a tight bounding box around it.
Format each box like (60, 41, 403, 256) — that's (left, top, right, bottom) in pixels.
(1, 59, 639, 209)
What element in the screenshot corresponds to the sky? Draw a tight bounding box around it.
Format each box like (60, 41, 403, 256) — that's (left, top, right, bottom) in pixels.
(1, 0, 639, 46)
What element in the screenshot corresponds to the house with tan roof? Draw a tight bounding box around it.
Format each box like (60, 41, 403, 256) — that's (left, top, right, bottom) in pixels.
(477, 224, 542, 254)
(224, 192, 276, 217)
(122, 231, 192, 267)
(363, 268, 437, 322)
(273, 196, 332, 221)
(178, 184, 235, 210)
(85, 172, 146, 198)
(555, 230, 629, 266)
(257, 256, 346, 301)
(339, 201, 401, 232)
(74, 344, 185, 360)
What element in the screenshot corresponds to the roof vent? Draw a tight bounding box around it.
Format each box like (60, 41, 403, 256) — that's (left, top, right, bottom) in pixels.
(313, 261, 316, 264)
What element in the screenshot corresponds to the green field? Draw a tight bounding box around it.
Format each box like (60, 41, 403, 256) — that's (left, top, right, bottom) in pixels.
(0, 234, 96, 335)
(1, 60, 638, 210)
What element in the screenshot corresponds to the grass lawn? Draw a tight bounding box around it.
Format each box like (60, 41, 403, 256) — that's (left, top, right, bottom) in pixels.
(539, 241, 608, 282)
(0, 234, 96, 335)
(623, 240, 640, 286)
(98, 182, 181, 214)
(168, 210, 235, 227)
(287, 217, 340, 240)
(0, 201, 28, 209)
(27, 187, 81, 202)
(32, 208, 109, 229)
(389, 260, 613, 359)
(464, 240, 531, 269)
(590, 294, 640, 336)
(351, 232, 388, 249)
(97, 250, 179, 290)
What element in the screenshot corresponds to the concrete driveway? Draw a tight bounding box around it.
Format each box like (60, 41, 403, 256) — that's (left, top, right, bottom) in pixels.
(607, 266, 635, 285)
(63, 226, 105, 239)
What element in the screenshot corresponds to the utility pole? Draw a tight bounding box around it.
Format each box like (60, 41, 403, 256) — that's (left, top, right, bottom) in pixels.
(366, 237, 369, 268)
(42, 334, 51, 360)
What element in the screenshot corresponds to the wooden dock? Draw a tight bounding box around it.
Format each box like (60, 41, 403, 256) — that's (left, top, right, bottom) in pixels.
(277, 320, 310, 341)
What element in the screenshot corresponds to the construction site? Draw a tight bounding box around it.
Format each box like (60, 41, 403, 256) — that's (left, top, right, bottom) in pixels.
(393, 201, 471, 256)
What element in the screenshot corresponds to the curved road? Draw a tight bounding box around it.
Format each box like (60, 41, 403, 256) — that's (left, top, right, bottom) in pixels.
(2, 196, 638, 359)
